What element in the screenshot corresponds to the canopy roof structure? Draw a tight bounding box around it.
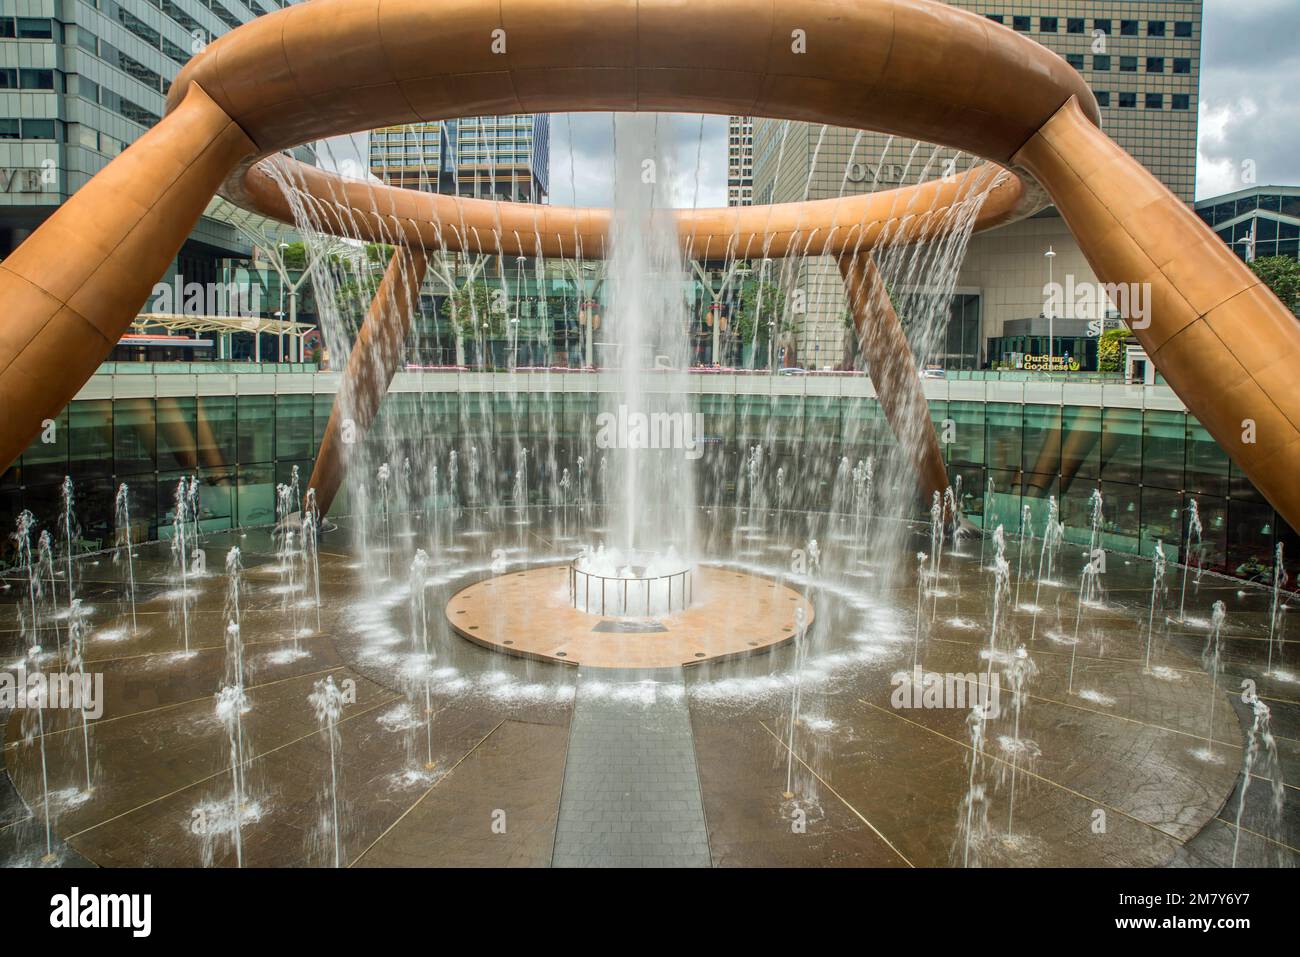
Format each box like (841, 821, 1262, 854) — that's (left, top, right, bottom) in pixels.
(131, 313, 317, 338)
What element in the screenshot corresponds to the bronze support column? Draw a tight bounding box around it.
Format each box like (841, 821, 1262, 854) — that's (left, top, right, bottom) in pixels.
(308, 246, 430, 516)
(838, 251, 950, 507)
(1016, 97, 1300, 531)
(0, 84, 253, 471)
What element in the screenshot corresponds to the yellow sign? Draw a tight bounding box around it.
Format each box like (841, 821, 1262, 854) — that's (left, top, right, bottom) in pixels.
(1022, 354, 1080, 372)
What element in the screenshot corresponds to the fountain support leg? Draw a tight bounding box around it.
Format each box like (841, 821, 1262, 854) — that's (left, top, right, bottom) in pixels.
(1015, 95, 1300, 531)
(0, 83, 255, 473)
(307, 246, 430, 516)
(837, 251, 949, 508)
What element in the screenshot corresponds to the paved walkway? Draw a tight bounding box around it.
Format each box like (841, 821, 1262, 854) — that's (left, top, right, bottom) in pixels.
(551, 669, 712, 867)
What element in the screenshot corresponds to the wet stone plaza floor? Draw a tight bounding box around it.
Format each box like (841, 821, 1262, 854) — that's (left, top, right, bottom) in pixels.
(0, 505, 1295, 868)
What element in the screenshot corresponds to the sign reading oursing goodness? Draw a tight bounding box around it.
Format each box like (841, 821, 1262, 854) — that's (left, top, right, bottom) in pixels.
(1021, 354, 1080, 372)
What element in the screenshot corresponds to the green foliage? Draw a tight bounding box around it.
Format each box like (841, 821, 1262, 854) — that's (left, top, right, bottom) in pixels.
(326, 255, 367, 321)
(279, 241, 307, 271)
(1097, 325, 1127, 373)
(887, 290, 913, 332)
(365, 243, 395, 266)
(1249, 255, 1300, 312)
(440, 280, 505, 338)
(730, 280, 790, 342)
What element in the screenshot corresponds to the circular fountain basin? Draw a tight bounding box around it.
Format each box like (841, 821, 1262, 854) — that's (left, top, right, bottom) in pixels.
(445, 563, 811, 668)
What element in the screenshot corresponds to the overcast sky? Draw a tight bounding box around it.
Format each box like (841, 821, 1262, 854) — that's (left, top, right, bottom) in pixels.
(546, 113, 728, 207)
(318, 0, 1299, 207)
(1196, 0, 1300, 199)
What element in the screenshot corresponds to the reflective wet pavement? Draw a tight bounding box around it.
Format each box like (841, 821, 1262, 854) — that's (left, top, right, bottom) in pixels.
(0, 505, 1294, 867)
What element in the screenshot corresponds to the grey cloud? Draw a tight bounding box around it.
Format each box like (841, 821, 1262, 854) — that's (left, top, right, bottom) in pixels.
(1198, 0, 1300, 196)
(549, 113, 728, 207)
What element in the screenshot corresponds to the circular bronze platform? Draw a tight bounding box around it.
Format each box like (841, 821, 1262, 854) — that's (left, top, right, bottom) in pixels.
(445, 564, 814, 669)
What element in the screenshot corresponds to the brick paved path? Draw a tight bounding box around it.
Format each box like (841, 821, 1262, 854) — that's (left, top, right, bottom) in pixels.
(551, 669, 712, 867)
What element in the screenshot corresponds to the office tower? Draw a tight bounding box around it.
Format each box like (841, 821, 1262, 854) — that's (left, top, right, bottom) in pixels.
(370, 114, 550, 203)
(747, 1, 1204, 365)
(727, 115, 754, 206)
(0, 0, 291, 275)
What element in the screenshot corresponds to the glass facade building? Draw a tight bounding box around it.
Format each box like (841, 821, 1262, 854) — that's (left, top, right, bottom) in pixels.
(369, 114, 550, 203)
(0, 0, 282, 262)
(366, 121, 456, 193)
(2, 371, 1294, 587)
(1195, 185, 1300, 265)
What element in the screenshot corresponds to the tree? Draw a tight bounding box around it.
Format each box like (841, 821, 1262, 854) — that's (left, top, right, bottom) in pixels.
(326, 254, 367, 325)
(440, 280, 505, 338)
(1097, 325, 1127, 373)
(365, 243, 395, 267)
(280, 241, 308, 271)
(730, 280, 790, 344)
(1249, 255, 1300, 314)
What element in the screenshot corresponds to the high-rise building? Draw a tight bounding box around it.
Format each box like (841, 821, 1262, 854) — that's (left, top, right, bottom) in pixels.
(727, 115, 754, 206)
(367, 121, 456, 194)
(369, 114, 550, 203)
(0, 0, 290, 278)
(754, 2, 1202, 206)
(747, 1, 1204, 366)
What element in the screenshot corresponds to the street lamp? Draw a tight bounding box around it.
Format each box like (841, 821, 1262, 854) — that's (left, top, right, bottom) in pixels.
(1235, 223, 1257, 263)
(581, 262, 597, 368)
(278, 242, 289, 363)
(768, 319, 776, 375)
(1044, 246, 1057, 365)
(515, 255, 527, 365)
